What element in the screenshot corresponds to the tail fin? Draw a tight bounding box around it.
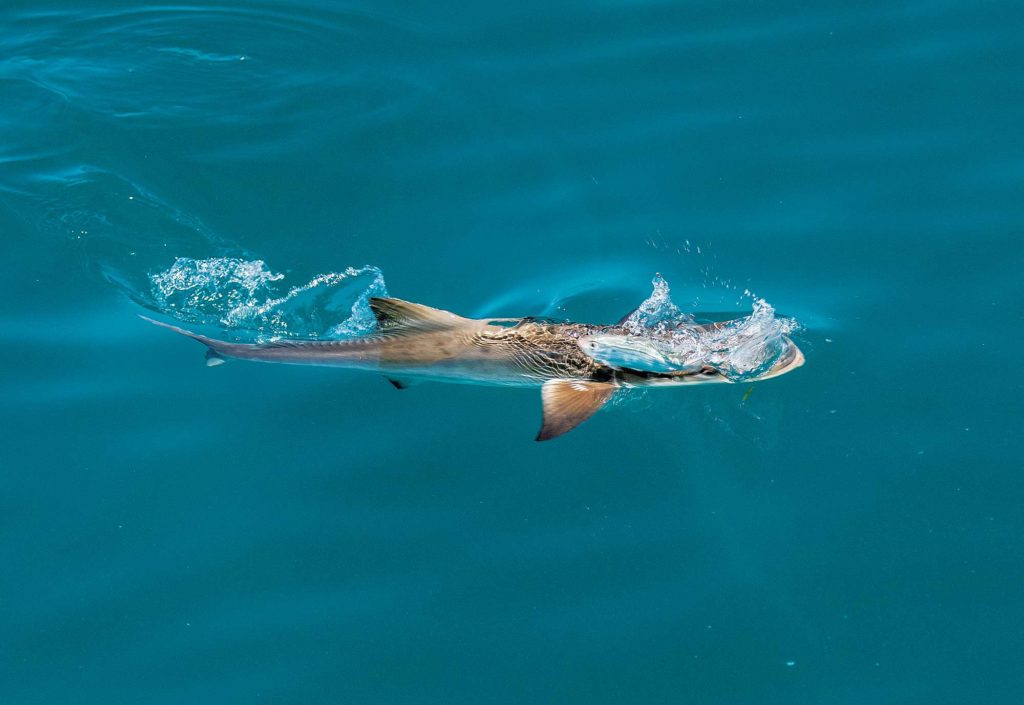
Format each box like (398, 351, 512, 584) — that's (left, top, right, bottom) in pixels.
(140, 315, 233, 366)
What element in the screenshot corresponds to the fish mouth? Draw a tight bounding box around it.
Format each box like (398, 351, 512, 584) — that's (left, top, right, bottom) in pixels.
(754, 337, 805, 381)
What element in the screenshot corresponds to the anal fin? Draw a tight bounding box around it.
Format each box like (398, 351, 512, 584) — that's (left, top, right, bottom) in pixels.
(205, 349, 226, 367)
(537, 379, 617, 441)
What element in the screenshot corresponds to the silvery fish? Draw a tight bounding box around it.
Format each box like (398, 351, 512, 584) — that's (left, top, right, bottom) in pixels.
(576, 334, 704, 374)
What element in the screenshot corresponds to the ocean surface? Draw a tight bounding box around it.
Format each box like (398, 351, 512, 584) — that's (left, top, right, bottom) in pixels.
(2, 1, 1022, 703)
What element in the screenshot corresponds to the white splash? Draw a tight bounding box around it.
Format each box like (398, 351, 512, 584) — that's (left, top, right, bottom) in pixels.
(617, 275, 800, 382)
(620, 273, 693, 334)
(699, 297, 800, 380)
(149, 257, 387, 341)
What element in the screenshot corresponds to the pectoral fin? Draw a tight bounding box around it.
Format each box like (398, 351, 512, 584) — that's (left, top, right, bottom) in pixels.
(385, 376, 419, 390)
(537, 379, 617, 441)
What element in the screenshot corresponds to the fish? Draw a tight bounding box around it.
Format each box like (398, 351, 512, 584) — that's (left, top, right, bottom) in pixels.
(576, 334, 704, 374)
(142, 296, 804, 441)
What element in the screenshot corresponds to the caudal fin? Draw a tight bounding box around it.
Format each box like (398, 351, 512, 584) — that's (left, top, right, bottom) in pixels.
(140, 315, 233, 366)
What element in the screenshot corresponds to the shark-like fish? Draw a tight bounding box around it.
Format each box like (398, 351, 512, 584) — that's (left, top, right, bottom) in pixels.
(143, 297, 804, 440)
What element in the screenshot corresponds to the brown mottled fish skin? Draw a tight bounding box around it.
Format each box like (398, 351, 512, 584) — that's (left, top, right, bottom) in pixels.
(144, 315, 617, 386)
(142, 296, 804, 440)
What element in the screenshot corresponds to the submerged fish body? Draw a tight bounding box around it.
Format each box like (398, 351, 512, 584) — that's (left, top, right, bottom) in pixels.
(144, 296, 804, 440)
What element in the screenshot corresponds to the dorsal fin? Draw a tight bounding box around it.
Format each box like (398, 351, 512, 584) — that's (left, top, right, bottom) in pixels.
(536, 379, 617, 441)
(369, 297, 470, 333)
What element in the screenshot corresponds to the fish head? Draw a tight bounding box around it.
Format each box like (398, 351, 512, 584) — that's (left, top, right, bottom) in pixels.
(580, 328, 805, 386)
(688, 335, 804, 383)
(601, 334, 804, 388)
(750, 336, 805, 381)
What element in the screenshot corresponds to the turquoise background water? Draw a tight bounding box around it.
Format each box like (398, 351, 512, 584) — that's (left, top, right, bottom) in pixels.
(3, 1, 1023, 703)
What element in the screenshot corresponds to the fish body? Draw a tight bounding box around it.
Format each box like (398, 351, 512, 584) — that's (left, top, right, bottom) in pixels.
(144, 296, 803, 440)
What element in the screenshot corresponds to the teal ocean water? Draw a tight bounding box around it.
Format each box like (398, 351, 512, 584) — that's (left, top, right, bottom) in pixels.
(2, 1, 1023, 702)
